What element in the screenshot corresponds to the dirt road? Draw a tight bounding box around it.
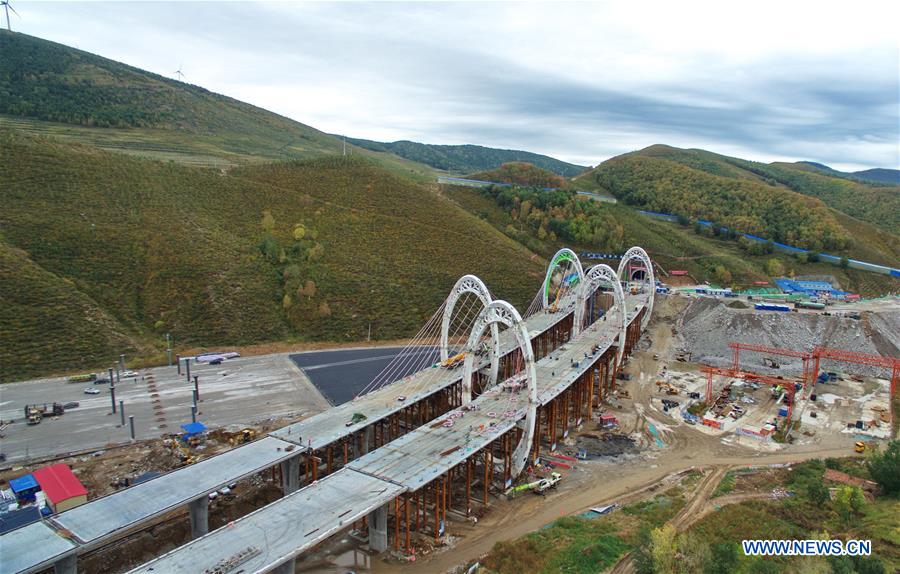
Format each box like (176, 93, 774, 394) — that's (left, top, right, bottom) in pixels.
(374, 297, 859, 574)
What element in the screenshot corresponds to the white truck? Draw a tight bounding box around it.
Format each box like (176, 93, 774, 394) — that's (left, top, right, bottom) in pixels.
(532, 472, 562, 494)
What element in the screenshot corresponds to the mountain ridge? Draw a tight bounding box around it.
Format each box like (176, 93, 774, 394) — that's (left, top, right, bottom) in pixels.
(345, 137, 587, 177)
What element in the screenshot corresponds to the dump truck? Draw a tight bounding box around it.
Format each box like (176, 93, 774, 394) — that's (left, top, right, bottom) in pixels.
(67, 373, 97, 384)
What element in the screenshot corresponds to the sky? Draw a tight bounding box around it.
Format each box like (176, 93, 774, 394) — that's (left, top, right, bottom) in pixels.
(12, 1, 900, 170)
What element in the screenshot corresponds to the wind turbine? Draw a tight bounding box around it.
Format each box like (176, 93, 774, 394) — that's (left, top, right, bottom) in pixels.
(2, 0, 20, 31)
(174, 64, 185, 81)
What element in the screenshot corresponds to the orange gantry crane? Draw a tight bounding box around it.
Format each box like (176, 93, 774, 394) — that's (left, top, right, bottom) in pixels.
(725, 341, 899, 422)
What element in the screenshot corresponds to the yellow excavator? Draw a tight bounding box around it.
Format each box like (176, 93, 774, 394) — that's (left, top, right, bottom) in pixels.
(549, 286, 567, 313)
(441, 353, 466, 369)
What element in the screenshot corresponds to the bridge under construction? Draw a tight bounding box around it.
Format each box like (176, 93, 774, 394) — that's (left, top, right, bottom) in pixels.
(0, 247, 657, 574)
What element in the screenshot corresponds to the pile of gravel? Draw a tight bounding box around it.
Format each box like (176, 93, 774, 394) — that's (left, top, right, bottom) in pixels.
(677, 298, 898, 378)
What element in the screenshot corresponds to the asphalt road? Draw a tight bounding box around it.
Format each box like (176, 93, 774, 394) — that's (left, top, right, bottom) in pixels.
(0, 353, 330, 464)
(289, 346, 440, 405)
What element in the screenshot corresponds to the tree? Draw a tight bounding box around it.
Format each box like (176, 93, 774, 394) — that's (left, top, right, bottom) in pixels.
(650, 524, 677, 574)
(633, 526, 655, 574)
(677, 532, 711, 574)
(705, 543, 739, 574)
(807, 478, 830, 506)
(867, 439, 900, 494)
(261, 210, 276, 232)
(766, 258, 784, 277)
(713, 265, 732, 286)
(832, 485, 865, 524)
(840, 256, 849, 269)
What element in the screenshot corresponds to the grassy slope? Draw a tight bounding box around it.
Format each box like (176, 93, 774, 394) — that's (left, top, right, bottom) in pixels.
(0, 129, 543, 381)
(0, 30, 437, 179)
(444, 185, 899, 296)
(481, 460, 897, 574)
(346, 137, 587, 177)
(629, 144, 900, 235)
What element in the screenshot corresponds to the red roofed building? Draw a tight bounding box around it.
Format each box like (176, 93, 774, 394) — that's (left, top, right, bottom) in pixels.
(32, 464, 88, 513)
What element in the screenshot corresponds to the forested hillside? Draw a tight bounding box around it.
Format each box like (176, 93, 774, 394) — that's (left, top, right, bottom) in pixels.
(611, 145, 900, 235)
(587, 154, 850, 251)
(347, 137, 586, 176)
(0, 129, 543, 381)
(443, 182, 899, 298)
(467, 162, 567, 188)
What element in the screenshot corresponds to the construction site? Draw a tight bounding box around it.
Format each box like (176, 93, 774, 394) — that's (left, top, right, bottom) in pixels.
(0, 248, 897, 574)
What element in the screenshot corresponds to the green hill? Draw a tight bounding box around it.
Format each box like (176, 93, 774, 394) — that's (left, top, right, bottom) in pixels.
(0, 128, 544, 381)
(0, 30, 437, 179)
(443, 182, 899, 298)
(346, 137, 587, 177)
(467, 162, 567, 188)
(607, 145, 900, 235)
(799, 162, 900, 186)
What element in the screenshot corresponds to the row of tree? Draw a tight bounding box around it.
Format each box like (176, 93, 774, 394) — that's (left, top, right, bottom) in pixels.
(479, 184, 626, 252)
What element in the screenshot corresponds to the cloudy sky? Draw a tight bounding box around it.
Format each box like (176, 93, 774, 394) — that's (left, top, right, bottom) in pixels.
(14, 1, 900, 170)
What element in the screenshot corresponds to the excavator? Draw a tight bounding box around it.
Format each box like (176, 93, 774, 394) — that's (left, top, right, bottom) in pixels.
(549, 285, 568, 313)
(441, 352, 466, 369)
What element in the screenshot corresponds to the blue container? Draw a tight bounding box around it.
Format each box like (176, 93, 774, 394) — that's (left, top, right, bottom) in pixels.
(778, 407, 789, 417)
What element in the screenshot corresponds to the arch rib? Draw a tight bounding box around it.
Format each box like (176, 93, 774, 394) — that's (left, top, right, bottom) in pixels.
(541, 248, 586, 309)
(574, 264, 627, 367)
(616, 246, 655, 329)
(461, 300, 537, 478)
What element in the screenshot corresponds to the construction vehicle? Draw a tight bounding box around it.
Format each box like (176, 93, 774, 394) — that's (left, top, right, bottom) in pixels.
(441, 352, 466, 369)
(854, 441, 876, 454)
(67, 373, 97, 384)
(533, 472, 562, 494)
(25, 406, 42, 425)
(228, 428, 256, 446)
(24, 403, 64, 425)
(549, 286, 565, 313)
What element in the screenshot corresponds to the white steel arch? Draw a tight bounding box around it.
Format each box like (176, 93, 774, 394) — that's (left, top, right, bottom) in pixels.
(574, 264, 627, 366)
(441, 274, 501, 372)
(541, 248, 586, 309)
(461, 300, 537, 478)
(616, 246, 655, 329)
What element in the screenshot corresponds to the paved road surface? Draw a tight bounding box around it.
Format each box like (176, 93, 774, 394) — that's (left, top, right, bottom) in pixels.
(0, 353, 330, 464)
(290, 346, 439, 405)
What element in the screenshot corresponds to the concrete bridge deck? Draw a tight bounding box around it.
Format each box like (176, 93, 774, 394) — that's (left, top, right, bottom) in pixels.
(123, 305, 642, 574)
(0, 298, 577, 574)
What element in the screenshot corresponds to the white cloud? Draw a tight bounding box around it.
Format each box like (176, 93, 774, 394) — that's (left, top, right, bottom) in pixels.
(10, 0, 900, 169)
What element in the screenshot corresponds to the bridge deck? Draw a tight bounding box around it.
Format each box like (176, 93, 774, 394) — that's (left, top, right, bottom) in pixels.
(125, 304, 644, 574)
(0, 300, 577, 574)
(0, 522, 76, 574)
(126, 468, 403, 574)
(348, 307, 637, 489)
(51, 437, 298, 544)
(271, 302, 575, 450)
